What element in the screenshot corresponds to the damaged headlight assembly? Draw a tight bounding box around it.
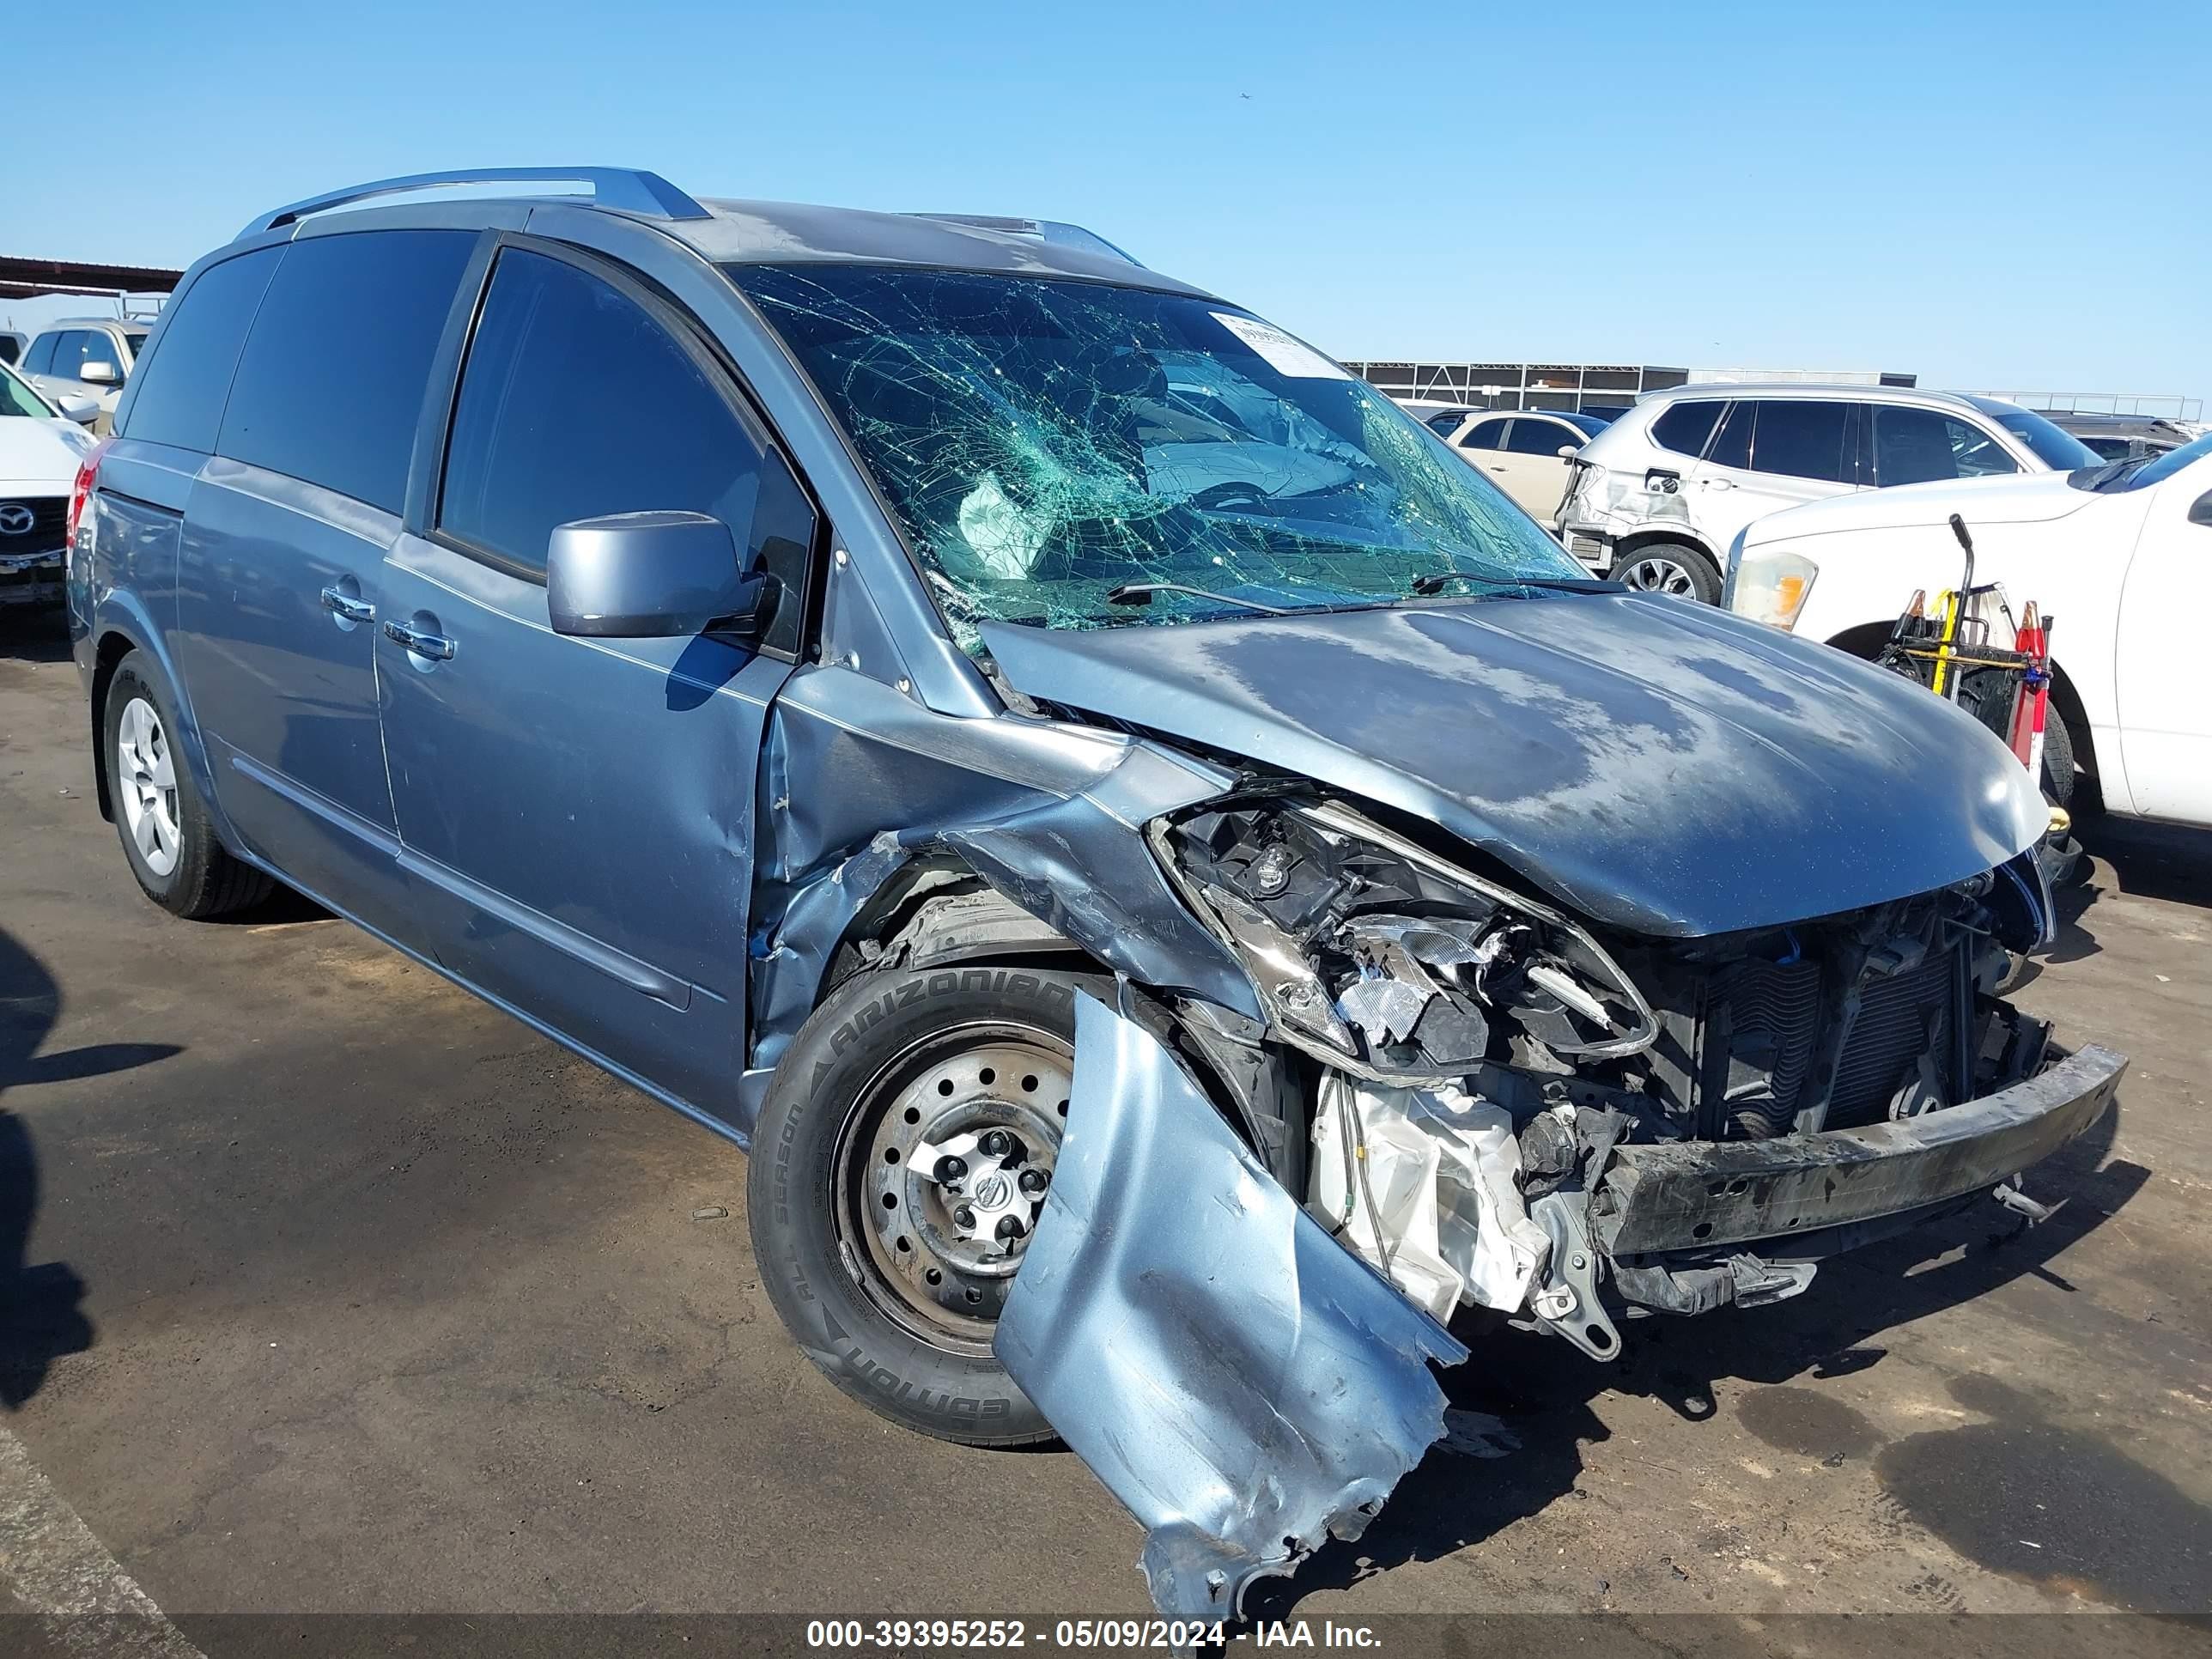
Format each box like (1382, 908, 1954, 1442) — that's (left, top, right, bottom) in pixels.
(1148, 795, 1658, 1085)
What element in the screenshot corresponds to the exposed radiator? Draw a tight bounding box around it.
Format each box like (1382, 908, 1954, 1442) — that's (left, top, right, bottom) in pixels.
(1826, 949, 1956, 1129)
(1710, 957, 1823, 1139)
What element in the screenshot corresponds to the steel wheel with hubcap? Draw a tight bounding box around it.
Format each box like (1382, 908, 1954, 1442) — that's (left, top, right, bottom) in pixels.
(837, 1027, 1069, 1351)
(749, 963, 1106, 1446)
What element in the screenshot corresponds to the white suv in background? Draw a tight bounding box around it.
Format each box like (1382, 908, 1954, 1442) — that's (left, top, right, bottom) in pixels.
(1555, 384, 2097, 602)
(20, 317, 154, 422)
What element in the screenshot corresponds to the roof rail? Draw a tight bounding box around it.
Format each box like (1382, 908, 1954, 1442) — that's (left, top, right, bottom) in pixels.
(240, 168, 710, 239)
(908, 214, 1142, 268)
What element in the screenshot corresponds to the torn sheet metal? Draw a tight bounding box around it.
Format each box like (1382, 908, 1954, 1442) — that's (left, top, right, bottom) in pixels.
(734, 665, 1252, 1136)
(995, 995, 1465, 1622)
(1308, 1075, 1551, 1320)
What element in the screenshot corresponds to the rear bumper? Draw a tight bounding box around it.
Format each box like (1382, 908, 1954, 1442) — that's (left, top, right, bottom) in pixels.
(1589, 1044, 2127, 1255)
(1559, 528, 1612, 572)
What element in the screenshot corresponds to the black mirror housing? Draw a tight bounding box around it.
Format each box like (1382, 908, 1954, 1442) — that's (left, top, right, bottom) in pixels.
(546, 511, 771, 640)
(2190, 489, 2212, 529)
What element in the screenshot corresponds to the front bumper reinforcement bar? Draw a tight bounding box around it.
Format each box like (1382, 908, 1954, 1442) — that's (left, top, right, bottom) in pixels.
(1589, 1044, 2128, 1255)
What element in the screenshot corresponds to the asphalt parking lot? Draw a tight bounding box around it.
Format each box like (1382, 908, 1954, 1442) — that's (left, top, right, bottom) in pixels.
(2, 612, 2208, 1636)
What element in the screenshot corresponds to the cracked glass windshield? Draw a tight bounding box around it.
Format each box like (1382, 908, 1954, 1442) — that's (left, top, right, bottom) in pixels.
(732, 264, 1581, 647)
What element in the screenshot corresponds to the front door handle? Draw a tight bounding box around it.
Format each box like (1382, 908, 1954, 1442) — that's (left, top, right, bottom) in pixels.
(320, 585, 374, 623)
(1703, 477, 1736, 490)
(382, 618, 455, 661)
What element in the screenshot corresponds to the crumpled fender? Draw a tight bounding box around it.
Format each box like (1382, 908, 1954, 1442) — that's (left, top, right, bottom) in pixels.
(994, 993, 1467, 1621)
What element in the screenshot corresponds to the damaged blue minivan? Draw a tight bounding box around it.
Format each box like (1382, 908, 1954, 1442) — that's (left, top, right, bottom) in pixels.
(70, 169, 2125, 1620)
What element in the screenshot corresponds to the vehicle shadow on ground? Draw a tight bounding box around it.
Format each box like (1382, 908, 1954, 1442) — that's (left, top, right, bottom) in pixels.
(207, 884, 333, 926)
(1251, 1098, 2148, 1618)
(0, 615, 72, 665)
(2013, 816, 2212, 990)
(0, 927, 179, 1407)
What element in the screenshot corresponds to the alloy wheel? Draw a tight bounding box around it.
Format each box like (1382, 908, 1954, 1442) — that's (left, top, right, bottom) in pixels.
(115, 696, 181, 878)
(1617, 555, 1699, 597)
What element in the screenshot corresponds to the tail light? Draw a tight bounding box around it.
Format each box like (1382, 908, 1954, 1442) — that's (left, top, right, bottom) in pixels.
(66, 437, 112, 573)
(67, 436, 112, 543)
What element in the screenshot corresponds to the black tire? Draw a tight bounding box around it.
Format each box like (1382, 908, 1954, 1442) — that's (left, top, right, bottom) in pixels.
(748, 963, 1109, 1447)
(2037, 702, 2077, 810)
(1610, 539, 1723, 605)
(1953, 665, 2075, 808)
(103, 651, 274, 919)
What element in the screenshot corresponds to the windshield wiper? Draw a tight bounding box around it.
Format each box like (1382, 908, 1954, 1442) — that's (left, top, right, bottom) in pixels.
(1104, 582, 1288, 616)
(2075, 455, 2144, 491)
(1409, 571, 1625, 598)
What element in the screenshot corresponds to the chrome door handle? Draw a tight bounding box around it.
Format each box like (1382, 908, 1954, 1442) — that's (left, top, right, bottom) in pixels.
(1703, 477, 1735, 490)
(320, 585, 374, 622)
(382, 619, 455, 660)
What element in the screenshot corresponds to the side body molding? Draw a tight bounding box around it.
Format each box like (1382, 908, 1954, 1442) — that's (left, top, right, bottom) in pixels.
(994, 994, 1467, 1621)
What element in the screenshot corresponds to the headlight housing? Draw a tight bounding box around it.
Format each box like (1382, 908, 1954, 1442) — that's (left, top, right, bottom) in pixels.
(1729, 547, 1819, 632)
(1149, 797, 1656, 1085)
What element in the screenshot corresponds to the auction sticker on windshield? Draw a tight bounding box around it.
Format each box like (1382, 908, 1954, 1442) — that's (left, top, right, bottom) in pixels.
(1212, 313, 1352, 380)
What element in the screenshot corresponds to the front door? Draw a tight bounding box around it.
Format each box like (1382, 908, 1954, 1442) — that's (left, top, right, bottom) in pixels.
(1687, 398, 1861, 553)
(376, 241, 816, 1120)
(2114, 460, 2212, 823)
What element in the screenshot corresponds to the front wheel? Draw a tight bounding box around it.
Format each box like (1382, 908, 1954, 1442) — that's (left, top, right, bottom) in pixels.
(1610, 540, 1722, 605)
(748, 963, 1107, 1446)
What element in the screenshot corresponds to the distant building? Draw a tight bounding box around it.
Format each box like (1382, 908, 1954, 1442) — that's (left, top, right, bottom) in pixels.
(1342, 360, 1917, 418)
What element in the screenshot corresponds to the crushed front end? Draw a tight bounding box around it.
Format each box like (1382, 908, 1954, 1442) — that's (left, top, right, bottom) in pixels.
(994, 786, 2123, 1620)
(1145, 793, 2124, 1356)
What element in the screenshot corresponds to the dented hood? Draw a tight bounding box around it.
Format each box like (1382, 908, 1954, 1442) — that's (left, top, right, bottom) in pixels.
(981, 595, 2045, 938)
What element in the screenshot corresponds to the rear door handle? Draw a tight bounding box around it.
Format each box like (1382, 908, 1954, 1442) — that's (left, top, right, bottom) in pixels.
(1703, 477, 1736, 490)
(320, 585, 374, 622)
(382, 619, 455, 661)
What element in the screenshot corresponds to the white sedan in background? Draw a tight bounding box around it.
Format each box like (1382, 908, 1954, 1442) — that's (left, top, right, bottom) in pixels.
(1428, 408, 1610, 520)
(0, 359, 99, 613)
(1726, 434, 2212, 828)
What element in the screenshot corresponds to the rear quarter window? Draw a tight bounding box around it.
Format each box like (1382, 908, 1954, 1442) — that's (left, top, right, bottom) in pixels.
(1650, 398, 1723, 459)
(1747, 400, 1853, 483)
(219, 229, 476, 514)
(119, 248, 283, 453)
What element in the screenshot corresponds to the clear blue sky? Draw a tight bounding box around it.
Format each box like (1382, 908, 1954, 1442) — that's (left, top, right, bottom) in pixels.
(7, 1, 2206, 402)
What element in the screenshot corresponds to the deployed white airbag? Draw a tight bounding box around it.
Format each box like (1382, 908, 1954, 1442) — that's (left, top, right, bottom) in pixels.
(1309, 1074, 1552, 1320)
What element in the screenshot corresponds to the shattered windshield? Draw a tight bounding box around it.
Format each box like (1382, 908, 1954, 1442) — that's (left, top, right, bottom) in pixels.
(731, 264, 1581, 646)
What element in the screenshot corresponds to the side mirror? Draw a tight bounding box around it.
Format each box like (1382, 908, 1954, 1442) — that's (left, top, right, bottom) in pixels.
(1556, 444, 1579, 459)
(547, 510, 773, 640)
(77, 361, 119, 386)
(56, 394, 100, 426)
(2191, 489, 2212, 529)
